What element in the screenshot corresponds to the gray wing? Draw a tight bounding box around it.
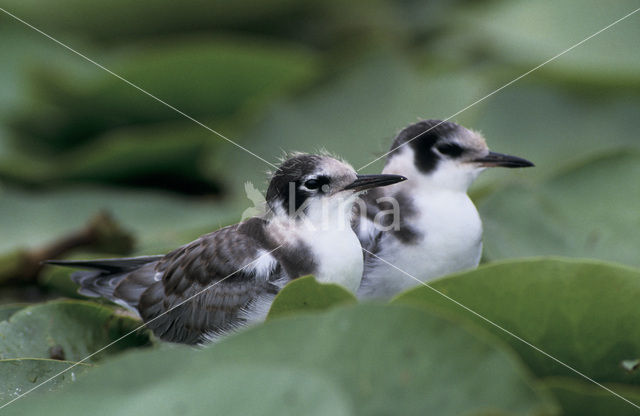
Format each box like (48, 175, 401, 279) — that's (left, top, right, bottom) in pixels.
(44, 256, 163, 302)
(124, 219, 281, 344)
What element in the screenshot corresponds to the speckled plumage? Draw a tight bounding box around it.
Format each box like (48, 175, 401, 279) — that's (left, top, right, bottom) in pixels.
(48, 154, 406, 344)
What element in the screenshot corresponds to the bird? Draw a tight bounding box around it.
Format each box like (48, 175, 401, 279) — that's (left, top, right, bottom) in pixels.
(46, 153, 406, 344)
(353, 120, 533, 299)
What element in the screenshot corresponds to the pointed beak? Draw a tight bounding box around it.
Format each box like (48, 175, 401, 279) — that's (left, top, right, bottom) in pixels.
(472, 151, 534, 168)
(343, 174, 407, 192)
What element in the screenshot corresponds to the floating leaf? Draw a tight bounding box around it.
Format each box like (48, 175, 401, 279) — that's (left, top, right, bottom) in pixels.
(479, 151, 640, 267)
(543, 377, 640, 416)
(11, 37, 318, 152)
(0, 185, 242, 256)
(458, 0, 640, 88)
(0, 304, 27, 322)
(393, 258, 640, 386)
(0, 300, 150, 362)
(267, 275, 356, 319)
(0, 358, 90, 406)
(5, 304, 556, 416)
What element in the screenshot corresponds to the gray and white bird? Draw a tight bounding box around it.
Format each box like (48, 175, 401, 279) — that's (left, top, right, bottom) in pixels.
(47, 153, 405, 344)
(354, 120, 533, 299)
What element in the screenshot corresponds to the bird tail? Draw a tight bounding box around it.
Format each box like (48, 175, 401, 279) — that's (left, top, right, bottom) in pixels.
(44, 256, 162, 302)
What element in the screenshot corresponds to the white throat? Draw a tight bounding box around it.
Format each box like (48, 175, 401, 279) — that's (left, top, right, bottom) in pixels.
(270, 192, 364, 293)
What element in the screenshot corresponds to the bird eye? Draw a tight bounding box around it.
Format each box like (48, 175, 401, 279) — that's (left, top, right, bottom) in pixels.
(436, 143, 464, 157)
(304, 179, 320, 189)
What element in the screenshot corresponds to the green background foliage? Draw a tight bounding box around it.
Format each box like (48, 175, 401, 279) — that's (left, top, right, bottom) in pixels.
(0, 0, 639, 414)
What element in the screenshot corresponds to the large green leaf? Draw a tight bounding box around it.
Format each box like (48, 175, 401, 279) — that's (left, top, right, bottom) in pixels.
(0, 0, 308, 41)
(0, 121, 223, 194)
(5, 304, 556, 416)
(393, 258, 640, 386)
(11, 37, 318, 152)
(543, 377, 640, 416)
(267, 275, 356, 319)
(0, 358, 90, 406)
(0, 185, 242, 255)
(458, 0, 640, 88)
(479, 150, 640, 266)
(0, 304, 26, 322)
(0, 300, 150, 362)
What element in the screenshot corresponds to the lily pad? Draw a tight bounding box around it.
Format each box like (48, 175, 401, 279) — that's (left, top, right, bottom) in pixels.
(267, 275, 356, 319)
(0, 185, 242, 255)
(11, 37, 318, 152)
(5, 304, 556, 416)
(479, 150, 640, 267)
(393, 258, 640, 385)
(0, 300, 150, 362)
(459, 0, 640, 88)
(544, 377, 640, 416)
(0, 358, 90, 406)
(0, 304, 27, 322)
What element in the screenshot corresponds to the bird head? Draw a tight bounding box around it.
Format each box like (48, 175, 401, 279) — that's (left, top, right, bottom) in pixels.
(384, 120, 533, 192)
(266, 153, 406, 221)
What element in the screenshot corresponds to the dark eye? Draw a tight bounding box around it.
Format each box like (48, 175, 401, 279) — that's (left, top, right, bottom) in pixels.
(304, 179, 320, 189)
(436, 143, 464, 157)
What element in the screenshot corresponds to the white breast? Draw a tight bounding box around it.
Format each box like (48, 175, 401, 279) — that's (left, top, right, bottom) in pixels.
(359, 190, 482, 299)
(307, 228, 364, 293)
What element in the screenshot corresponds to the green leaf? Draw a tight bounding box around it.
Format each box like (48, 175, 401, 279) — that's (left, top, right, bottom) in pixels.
(459, 0, 640, 88)
(470, 85, 640, 192)
(0, 0, 308, 41)
(393, 258, 640, 386)
(0, 300, 150, 362)
(543, 377, 640, 416)
(12, 37, 318, 151)
(0, 121, 223, 194)
(267, 275, 356, 319)
(6, 305, 556, 416)
(0, 304, 27, 322)
(0, 185, 241, 255)
(209, 55, 489, 193)
(0, 358, 90, 406)
(479, 151, 640, 267)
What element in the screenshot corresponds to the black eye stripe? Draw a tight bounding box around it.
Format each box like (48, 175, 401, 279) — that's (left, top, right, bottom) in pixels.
(436, 143, 464, 157)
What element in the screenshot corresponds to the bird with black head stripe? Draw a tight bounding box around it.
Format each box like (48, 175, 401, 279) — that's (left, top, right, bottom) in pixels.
(354, 120, 533, 299)
(47, 153, 405, 344)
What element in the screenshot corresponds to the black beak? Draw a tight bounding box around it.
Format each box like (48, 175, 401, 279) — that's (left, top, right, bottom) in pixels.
(344, 174, 407, 192)
(472, 151, 534, 168)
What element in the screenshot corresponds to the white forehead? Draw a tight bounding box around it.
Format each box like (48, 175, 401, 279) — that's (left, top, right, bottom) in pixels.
(453, 127, 488, 151)
(316, 156, 356, 178)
